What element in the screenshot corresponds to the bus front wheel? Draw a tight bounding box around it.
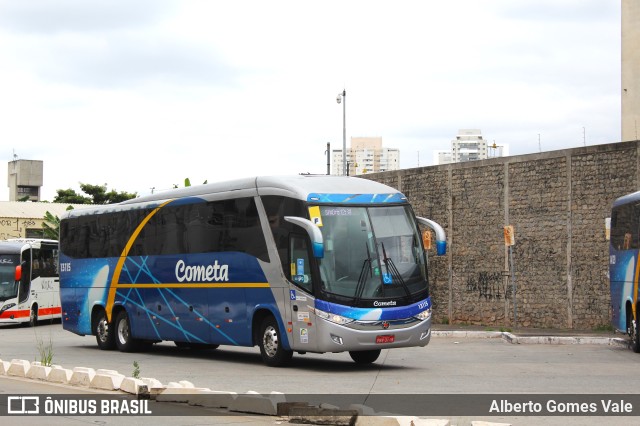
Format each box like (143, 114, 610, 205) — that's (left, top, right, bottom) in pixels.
(29, 305, 38, 327)
(95, 311, 116, 350)
(349, 349, 381, 364)
(258, 316, 293, 367)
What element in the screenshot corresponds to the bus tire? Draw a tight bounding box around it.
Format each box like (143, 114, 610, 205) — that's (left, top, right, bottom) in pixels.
(258, 316, 292, 367)
(29, 305, 38, 327)
(115, 310, 140, 353)
(349, 349, 381, 364)
(632, 316, 640, 353)
(95, 310, 116, 350)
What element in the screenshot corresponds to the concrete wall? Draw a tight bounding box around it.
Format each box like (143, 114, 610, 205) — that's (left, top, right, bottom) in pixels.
(364, 140, 640, 329)
(622, 0, 640, 141)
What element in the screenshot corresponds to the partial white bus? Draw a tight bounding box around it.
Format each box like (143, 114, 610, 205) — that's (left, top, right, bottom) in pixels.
(0, 239, 60, 326)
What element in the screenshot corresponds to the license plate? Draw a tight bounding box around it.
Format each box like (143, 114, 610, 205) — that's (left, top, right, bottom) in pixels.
(376, 335, 395, 344)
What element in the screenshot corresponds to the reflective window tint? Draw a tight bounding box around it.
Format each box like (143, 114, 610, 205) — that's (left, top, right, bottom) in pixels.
(611, 203, 640, 251)
(60, 197, 267, 261)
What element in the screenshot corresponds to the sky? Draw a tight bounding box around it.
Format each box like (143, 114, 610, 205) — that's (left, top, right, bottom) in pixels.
(0, 0, 622, 202)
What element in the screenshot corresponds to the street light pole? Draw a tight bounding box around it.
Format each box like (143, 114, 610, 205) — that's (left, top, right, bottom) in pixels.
(337, 90, 346, 176)
(325, 142, 330, 175)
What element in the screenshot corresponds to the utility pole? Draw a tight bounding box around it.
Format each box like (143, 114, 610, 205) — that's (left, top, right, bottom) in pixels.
(325, 142, 331, 175)
(336, 90, 346, 176)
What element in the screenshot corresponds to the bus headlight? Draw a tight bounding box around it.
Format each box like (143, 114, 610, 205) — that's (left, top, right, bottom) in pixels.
(313, 307, 354, 325)
(414, 308, 431, 321)
(0, 303, 16, 313)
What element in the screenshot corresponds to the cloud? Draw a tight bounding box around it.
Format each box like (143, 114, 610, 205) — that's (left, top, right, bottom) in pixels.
(29, 35, 239, 89)
(495, 0, 619, 23)
(0, 1, 623, 201)
(0, 0, 175, 34)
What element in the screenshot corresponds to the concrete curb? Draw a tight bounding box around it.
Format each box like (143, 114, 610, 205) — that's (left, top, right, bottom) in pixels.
(432, 330, 504, 339)
(0, 356, 515, 425)
(186, 390, 237, 409)
(229, 391, 285, 416)
(26, 362, 52, 380)
(69, 366, 95, 387)
(48, 365, 73, 383)
(432, 330, 626, 347)
(7, 359, 31, 377)
(0, 359, 9, 375)
(501, 333, 628, 347)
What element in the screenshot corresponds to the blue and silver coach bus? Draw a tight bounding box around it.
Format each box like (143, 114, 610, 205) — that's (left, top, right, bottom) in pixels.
(59, 175, 446, 366)
(610, 190, 640, 352)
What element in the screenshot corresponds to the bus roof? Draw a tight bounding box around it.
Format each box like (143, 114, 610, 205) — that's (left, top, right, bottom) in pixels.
(612, 190, 640, 208)
(255, 175, 405, 202)
(62, 175, 407, 219)
(0, 239, 57, 255)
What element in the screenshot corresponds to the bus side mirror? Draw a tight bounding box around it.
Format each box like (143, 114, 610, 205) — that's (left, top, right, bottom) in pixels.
(284, 216, 324, 258)
(416, 217, 447, 256)
(15, 265, 22, 281)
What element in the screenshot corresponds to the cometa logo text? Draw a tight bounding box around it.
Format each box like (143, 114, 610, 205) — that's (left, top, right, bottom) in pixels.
(175, 260, 229, 282)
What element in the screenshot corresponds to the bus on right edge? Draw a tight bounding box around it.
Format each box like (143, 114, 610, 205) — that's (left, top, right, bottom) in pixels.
(610, 191, 640, 351)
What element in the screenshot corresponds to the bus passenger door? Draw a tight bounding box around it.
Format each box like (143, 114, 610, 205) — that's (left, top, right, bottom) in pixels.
(18, 249, 32, 306)
(287, 234, 317, 352)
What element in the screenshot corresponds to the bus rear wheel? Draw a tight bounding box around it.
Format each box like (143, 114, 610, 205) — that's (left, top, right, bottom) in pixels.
(258, 316, 293, 367)
(631, 315, 640, 353)
(349, 349, 381, 364)
(29, 305, 38, 327)
(115, 310, 143, 352)
(95, 311, 116, 350)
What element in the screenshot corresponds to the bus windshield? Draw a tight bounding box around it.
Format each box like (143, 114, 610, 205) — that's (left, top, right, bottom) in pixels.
(0, 255, 19, 302)
(316, 205, 427, 303)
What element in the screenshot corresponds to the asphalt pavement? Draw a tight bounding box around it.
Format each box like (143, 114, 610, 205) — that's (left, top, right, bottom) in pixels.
(0, 323, 632, 426)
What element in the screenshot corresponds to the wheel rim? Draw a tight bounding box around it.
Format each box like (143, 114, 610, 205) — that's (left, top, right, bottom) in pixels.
(117, 317, 130, 345)
(97, 318, 109, 343)
(30, 309, 36, 324)
(263, 325, 279, 358)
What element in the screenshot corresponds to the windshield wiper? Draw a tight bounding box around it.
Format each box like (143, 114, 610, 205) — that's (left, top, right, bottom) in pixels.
(354, 243, 374, 305)
(381, 242, 412, 302)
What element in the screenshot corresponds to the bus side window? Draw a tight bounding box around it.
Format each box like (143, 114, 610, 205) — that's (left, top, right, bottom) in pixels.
(31, 249, 41, 280)
(40, 247, 58, 278)
(612, 204, 640, 250)
(289, 234, 313, 294)
(262, 195, 308, 273)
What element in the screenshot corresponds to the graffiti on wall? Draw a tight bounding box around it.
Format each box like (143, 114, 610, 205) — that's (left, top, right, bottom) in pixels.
(0, 218, 39, 240)
(466, 271, 504, 300)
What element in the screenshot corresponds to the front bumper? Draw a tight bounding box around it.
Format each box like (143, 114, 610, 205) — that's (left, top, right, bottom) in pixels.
(313, 315, 431, 352)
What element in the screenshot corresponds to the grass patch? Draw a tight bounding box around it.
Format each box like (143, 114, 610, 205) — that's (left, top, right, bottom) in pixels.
(35, 333, 54, 367)
(132, 361, 141, 379)
(485, 327, 512, 333)
(593, 324, 614, 332)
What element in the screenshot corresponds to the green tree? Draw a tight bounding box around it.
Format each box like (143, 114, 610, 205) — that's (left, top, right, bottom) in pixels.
(53, 189, 91, 204)
(42, 211, 60, 240)
(53, 183, 137, 204)
(42, 206, 75, 241)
